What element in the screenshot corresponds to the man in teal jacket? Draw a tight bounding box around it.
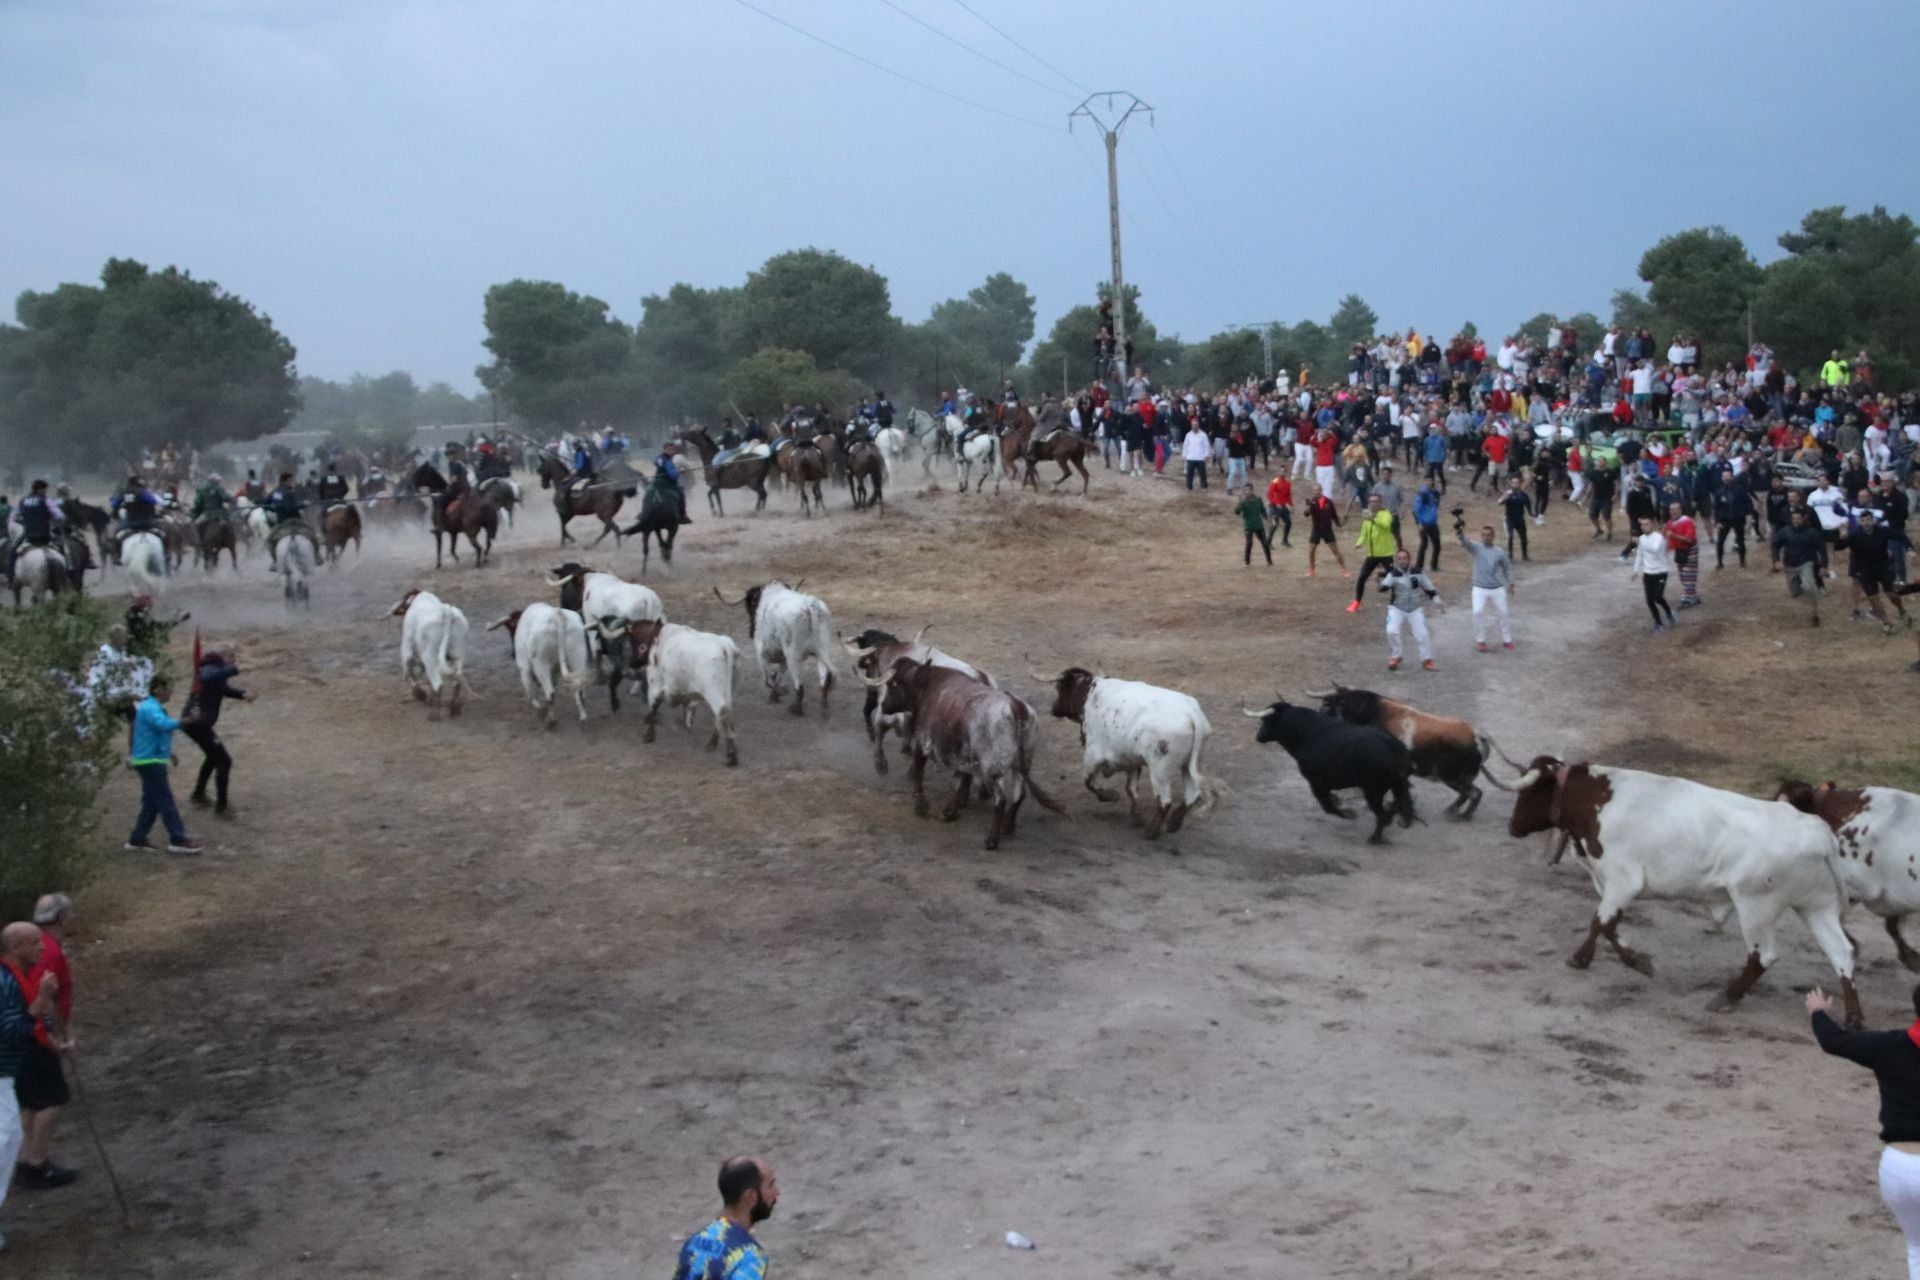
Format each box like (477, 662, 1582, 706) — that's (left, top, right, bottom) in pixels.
(124, 676, 202, 855)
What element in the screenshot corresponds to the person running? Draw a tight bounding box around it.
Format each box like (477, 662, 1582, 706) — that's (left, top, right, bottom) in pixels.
(1234, 490, 1273, 567)
(1304, 485, 1349, 579)
(1712, 471, 1753, 568)
(184, 647, 255, 818)
(123, 675, 202, 855)
(1807, 983, 1920, 1278)
(1378, 549, 1440, 672)
(1837, 507, 1908, 635)
(1667, 501, 1703, 607)
(1348, 495, 1397, 612)
(1773, 507, 1830, 627)
(1629, 515, 1678, 632)
(1456, 515, 1516, 651)
(672, 1156, 778, 1280)
(1412, 478, 1442, 573)
(1264, 473, 1293, 548)
(1587, 460, 1618, 540)
(1500, 475, 1532, 560)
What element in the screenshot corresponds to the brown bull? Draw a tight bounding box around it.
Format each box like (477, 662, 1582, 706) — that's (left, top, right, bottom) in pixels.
(321, 502, 362, 566)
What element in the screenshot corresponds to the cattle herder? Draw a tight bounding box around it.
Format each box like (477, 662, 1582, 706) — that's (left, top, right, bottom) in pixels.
(262, 471, 310, 558)
(190, 472, 232, 543)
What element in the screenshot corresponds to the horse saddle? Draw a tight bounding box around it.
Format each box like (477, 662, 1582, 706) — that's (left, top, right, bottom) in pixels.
(444, 497, 465, 525)
(1032, 428, 1066, 449)
(769, 438, 793, 456)
(714, 442, 770, 467)
(324, 501, 352, 516)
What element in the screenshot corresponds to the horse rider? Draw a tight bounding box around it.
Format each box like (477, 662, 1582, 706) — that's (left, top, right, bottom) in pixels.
(474, 442, 509, 483)
(438, 461, 471, 527)
(190, 473, 233, 541)
(263, 471, 311, 554)
(315, 466, 350, 508)
(4, 479, 61, 579)
(108, 475, 162, 558)
(716, 418, 742, 450)
(651, 445, 692, 525)
(1035, 390, 1065, 437)
(564, 437, 596, 504)
(360, 465, 388, 499)
(238, 469, 265, 504)
(874, 391, 895, 431)
(742, 414, 766, 444)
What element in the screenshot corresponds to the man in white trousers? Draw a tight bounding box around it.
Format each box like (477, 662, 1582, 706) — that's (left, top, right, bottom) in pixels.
(1456, 517, 1516, 651)
(0, 923, 53, 1252)
(1377, 549, 1440, 671)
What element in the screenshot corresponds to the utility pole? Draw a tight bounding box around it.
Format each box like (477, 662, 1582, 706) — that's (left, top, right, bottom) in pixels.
(1235, 323, 1285, 379)
(1070, 92, 1151, 390)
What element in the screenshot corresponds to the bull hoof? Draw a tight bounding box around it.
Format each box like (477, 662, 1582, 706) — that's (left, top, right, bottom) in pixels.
(642, 726, 657, 743)
(983, 835, 1000, 851)
(1367, 833, 1390, 846)
(410, 687, 429, 704)
(1143, 825, 1163, 840)
(913, 798, 930, 819)
(545, 720, 558, 733)
(940, 809, 960, 823)
(427, 709, 443, 722)
(1705, 992, 1739, 1013)
(873, 756, 890, 777)
(768, 689, 784, 703)
(1902, 951, 1920, 975)
(1621, 951, 1655, 977)
(1566, 951, 1594, 970)
(787, 701, 805, 717)
(705, 735, 719, 752)
(1333, 807, 1356, 820)
(448, 704, 463, 719)
(725, 748, 739, 767)
(1126, 810, 1144, 827)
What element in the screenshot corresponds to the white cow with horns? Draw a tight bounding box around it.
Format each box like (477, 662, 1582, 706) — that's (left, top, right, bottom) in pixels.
(604, 619, 741, 766)
(1037, 666, 1226, 839)
(389, 588, 470, 719)
(1490, 754, 1862, 1026)
(713, 579, 834, 717)
(488, 602, 592, 729)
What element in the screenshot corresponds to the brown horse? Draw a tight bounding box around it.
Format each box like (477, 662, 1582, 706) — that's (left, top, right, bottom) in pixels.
(534, 452, 633, 546)
(321, 502, 363, 566)
(998, 406, 1037, 481)
(1022, 431, 1092, 495)
(846, 441, 885, 512)
(679, 427, 771, 515)
(434, 488, 501, 568)
(195, 515, 240, 571)
(779, 444, 829, 517)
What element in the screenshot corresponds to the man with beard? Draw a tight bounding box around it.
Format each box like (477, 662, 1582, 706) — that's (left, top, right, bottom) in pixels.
(672, 1156, 778, 1279)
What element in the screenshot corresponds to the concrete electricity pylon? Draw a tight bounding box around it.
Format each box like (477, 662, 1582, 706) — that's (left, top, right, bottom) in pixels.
(1069, 92, 1151, 387)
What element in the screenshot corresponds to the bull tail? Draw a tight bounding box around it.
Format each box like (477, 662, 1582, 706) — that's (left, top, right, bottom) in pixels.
(1478, 732, 1524, 772)
(1016, 710, 1071, 817)
(1185, 709, 1230, 817)
(1027, 777, 1071, 816)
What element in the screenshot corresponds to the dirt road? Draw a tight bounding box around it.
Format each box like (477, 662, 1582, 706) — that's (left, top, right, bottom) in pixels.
(19, 468, 1905, 1278)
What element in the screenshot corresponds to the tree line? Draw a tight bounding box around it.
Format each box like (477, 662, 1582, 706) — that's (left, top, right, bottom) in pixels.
(1, 204, 1914, 469)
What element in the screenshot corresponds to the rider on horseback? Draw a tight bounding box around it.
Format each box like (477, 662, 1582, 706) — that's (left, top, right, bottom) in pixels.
(264, 471, 311, 554)
(190, 474, 233, 541)
(650, 445, 692, 526)
(107, 475, 162, 560)
(564, 437, 596, 504)
(473, 443, 509, 483)
(4, 479, 61, 579)
(315, 468, 350, 507)
(239, 470, 265, 504)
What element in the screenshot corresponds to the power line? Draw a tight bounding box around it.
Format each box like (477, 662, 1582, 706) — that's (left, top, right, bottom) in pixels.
(875, 0, 1074, 100)
(947, 0, 1091, 96)
(1145, 126, 1261, 319)
(1069, 130, 1231, 332)
(1121, 137, 1240, 325)
(728, 0, 1061, 132)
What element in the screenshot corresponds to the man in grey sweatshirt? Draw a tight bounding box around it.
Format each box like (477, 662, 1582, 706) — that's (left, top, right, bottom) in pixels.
(1456, 517, 1516, 650)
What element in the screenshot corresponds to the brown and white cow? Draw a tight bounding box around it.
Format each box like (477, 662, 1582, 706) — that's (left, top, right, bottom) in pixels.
(1490, 755, 1862, 1024)
(1777, 779, 1920, 972)
(864, 656, 1065, 849)
(839, 625, 995, 775)
(1309, 685, 1498, 818)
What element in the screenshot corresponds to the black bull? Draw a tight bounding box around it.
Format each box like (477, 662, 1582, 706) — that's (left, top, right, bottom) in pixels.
(1310, 686, 1496, 818)
(1247, 700, 1416, 844)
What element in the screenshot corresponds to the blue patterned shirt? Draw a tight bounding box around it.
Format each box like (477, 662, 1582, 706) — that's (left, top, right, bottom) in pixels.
(671, 1218, 767, 1280)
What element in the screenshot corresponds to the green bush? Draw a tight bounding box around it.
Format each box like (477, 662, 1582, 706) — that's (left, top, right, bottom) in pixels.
(0, 595, 121, 919)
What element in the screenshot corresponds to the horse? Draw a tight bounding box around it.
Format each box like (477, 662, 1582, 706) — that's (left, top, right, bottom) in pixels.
(1021, 428, 1092, 495)
(243, 504, 274, 557)
(434, 487, 502, 568)
(479, 475, 521, 527)
(533, 452, 633, 546)
(158, 512, 193, 571)
(779, 443, 829, 517)
(279, 527, 316, 607)
(873, 424, 910, 480)
(9, 545, 73, 606)
(997, 406, 1038, 482)
(846, 441, 885, 512)
(945, 415, 1002, 494)
(64, 499, 111, 561)
(320, 502, 363, 566)
(617, 479, 689, 575)
(196, 515, 241, 571)
(121, 530, 167, 598)
(678, 427, 771, 516)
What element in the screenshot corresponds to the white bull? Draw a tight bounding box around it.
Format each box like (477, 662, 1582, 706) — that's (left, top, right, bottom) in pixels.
(549, 561, 663, 627)
(1496, 756, 1861, 1025)
(390, 588, 469, 719)
(489, 602, 591, 729)
(615, 619, 740, 766)
(1778, 780, 1920, 972)
(715, 580, 834, 718)
(1040, 667, 1225, 839)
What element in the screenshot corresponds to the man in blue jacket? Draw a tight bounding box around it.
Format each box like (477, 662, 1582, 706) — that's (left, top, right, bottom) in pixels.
(123, 676, 202, 855)
(1421, 426, 1449, 493)
(1413, 478, 1443, 573)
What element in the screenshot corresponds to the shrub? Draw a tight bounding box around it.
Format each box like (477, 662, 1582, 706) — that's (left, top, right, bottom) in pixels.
(0, 595, 122, 918)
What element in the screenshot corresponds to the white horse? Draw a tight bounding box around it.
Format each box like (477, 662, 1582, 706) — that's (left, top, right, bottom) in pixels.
(241, 502, 272, 551)
(9, 545, 72, 606)
(945, 414, 1001, 494)
(873, 425, 910, 480)
(278, 529, 316, 607)
(121, 530, 167, 598)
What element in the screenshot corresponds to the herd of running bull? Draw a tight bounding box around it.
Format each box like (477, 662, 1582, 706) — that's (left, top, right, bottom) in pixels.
(384, 564, 1907, 1032)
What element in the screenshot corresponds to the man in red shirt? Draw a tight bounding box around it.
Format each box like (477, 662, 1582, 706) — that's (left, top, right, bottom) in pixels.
(1482, 430, 1511, 489)
(1311, 427, 1339, 500)
(1265, 474, 1294, 547)
(15, 895, 75, 1190)
(1666, 501, 1702, 608)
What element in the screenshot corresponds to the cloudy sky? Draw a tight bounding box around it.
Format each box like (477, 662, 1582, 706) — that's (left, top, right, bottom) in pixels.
(5, 0, 1917, 391)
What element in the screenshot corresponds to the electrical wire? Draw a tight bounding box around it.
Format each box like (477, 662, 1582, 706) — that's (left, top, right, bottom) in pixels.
(875, 0, 1074, 100)
(946, 0, 1091, 96)
(1069, 129, 1232, 331)
(1148, 125, 1254, 312)
(1120, 136, 1240, 324)
(728, 0, 1062, 132)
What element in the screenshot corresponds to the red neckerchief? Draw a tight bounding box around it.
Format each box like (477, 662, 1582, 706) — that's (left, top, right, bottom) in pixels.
(1907, 1021, 1920, 1051)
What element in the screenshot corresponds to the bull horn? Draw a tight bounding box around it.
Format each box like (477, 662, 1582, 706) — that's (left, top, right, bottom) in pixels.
(1302, 687, 1337, 699)
(546, 574, 572, 587)
(909, 622, 932, 647)
(837, 631, 876, 659)
(1241, 706, 1267, 719)
(858, 671, 891, 689)
(486, 615, 514, 631)
(790, 577, 807, 592)
(712, 586, 746, 606)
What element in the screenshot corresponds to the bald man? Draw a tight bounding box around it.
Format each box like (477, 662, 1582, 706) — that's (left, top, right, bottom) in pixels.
(16, 898, 75, 1189)
(672, 1155, 778, 1280)
(0, 925, 50, 1246)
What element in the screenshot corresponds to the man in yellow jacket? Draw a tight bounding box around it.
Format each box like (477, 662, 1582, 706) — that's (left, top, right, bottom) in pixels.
(1822, 350, 1850, 388)
(1348, 494, 1399, 612)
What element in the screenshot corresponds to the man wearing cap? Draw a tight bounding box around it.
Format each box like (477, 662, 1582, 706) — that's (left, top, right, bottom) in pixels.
(15, 898, 76, 1192)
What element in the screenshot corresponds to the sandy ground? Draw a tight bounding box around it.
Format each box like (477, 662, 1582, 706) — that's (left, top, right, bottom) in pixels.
(14, 457, 1914, 1278)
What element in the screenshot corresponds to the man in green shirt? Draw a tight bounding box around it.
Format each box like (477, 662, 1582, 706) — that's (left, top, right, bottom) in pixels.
(1235, 492, 1273, 566)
